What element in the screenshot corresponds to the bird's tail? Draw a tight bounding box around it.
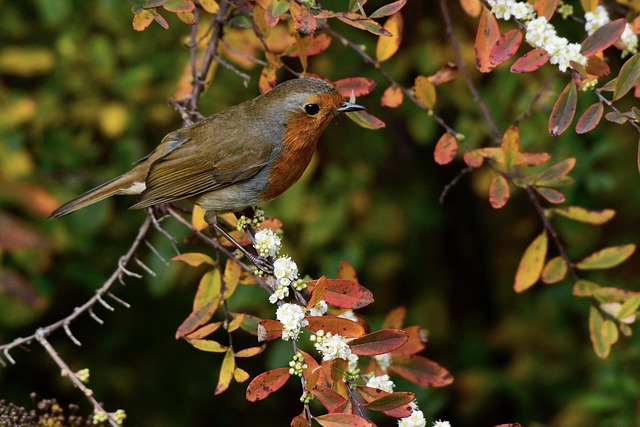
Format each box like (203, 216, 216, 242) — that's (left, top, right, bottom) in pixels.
(48, 171, 142, 219)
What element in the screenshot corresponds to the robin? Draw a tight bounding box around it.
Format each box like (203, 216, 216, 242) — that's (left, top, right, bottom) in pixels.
(49, 77, 365, 266)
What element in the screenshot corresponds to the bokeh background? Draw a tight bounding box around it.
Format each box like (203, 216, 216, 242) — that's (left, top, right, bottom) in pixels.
(1, 0, 639, 426)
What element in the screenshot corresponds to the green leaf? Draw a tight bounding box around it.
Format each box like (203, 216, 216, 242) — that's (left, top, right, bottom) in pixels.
(589, 306, 611, 358)
(346, 110, 386, 129)
(576, 244, 636, 270)
(573, 280, 601, 297)
(370, 0, 407, 18)
(614, 52, 640, 100)
(617, 295, 640, 320)
(541, 256, 567, 284)
(552, 206, 616, 224)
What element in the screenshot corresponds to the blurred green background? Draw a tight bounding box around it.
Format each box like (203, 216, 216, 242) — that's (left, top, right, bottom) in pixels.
(1, 0, 639, 426)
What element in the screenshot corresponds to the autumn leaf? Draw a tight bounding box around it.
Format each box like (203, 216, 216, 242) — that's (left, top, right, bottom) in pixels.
(535, 187, 566, 204)
(315, 413, 375, 427)
(305, 315, 365, 338)
(489, 29, 522, 67)
(581, 18, 626, 57)
(356, 386, 413, 418)
(334, 77, 377, 97)
(390, 325, 426, 356)
(389, 355, 454, 387)
(381, 306, 406, 329)
(475, 6, 500, 72)
(337, 260, 359, 282)
(381, 85, 404, 107)
(370, 0, 407, 18)
(614, 52, 640, 100)
(311, 384, 348, 413)
(501, 125, 520, 171)
(489, 173, 510, 209)
(514, 232, 548, 293)
(459, 0, 481, 17)
(534, 0, 558, 20)
(510, 48, 550, 73)
(215, 349, 236, 395)
(549, 79, 578, 136)
(336, 12, 392, 37)
(589, 306, 611, 358)
(541, 256, 567, 284)
(576, 102, 604, 134)
(172, 252, 215, 267)
(346, 110, 386, 129)
(376, 12, 403, 62)
(348, 329, 409, 356)
(415, 75, 436, 109)
(576, 244, 636, 270)
(189, 339, 228, 352)
(289, 1, 317, 34)
(306, 279, 374, 309)
(428, 62, 459, 86)
(363, 391, 415, 412)
(434, 132, 458, 165)
(246, 367, 291, 401)
(552, 206, 615, 224)
(257, 319, 284, 342)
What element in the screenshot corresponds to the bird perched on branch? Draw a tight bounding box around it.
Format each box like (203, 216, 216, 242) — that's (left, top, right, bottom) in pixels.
(50, 78, 365, 269)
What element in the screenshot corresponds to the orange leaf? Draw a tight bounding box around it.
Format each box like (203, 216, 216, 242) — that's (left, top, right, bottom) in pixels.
(549, 79, 577, 136)
(172, 252, 215, 267)
(334, 77, 377, 97)
(381, 85, 403, 108)
(576, 102, 603, 134)
(188, 339, 227, 352)
(223, 258, 241, 300)
(285, 33, 332, 57)
(356, 386, 413, 418)
(376, 12, 403, 62)
(489, 29, 522, 67)
(363, 391, 415, 413)
(184, 321, 223, 340)
(308, 275, 328, 308)
(510, 48, 550, 73)
(215, 349, 235, 395)
(581, 19, 626, 57)
(463, 150, 484, 168)
(336, 12, 392, 37)
(531, 157, 576, 187)
(315, 413, 375, 427)
(415, 75, 436, 109)
(259, 64, 277, 94)
(298, 350, 323, 385)
(349, 329, 409, 356)
(257, 319, 284, 342)
(475, 6, 500, 73)
(434, 132, 458, 165)
(305, 316, 366, 338)
(489, 174, 510, 209)
(428, 62, 459, 86)
(459, 0, 481, 17)
(246, 367, 291, 401)
(390, 325, 427, 356)
(306, 279, 374, 309)
(289, 1, 317, 34)
(381, 306, 406, 329)
(389, 355, 454, 387)
(235, 346, 265, 358)
(514, 232, 548, 293)
(311, 384, 348, 413)
(534, 0, 558, 20)
(132, 10, 154, 31)
(536, 187, 566, 204)
(291, 412, 311, 427)
(337, 260, 359, 281)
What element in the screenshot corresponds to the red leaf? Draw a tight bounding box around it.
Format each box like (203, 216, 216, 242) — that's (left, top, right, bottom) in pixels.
(575, 102, 604, 134)
(337, 261, 359, 281)
(585, 55, 610, 77)
(363, 391, 415, 413)
(489, 174, 510, 209)
(390, 325, 427, 356)
(315, 413, 375, 427)
(463, 150, 484, 168)
(475, 6, 500, 73)
(306, 279, 374, 309)
(246, 368, 291, 401)
(257, 319, 284, 342)
(349, 329, 408, 356)
(334, 77, 377, 97)
(536, 187, 566, 204)
(298, 350, 324, 386)
(289, 1, 317, 34)
(490, 29, 523, 67)
(381, 306, 406, 329)
(510, 48, 550, 73)
(549, 79, 577, 136)
(581, 18, 626, 57)
(381, 85, 403, 107)
(285, 33, 332, 57)
(428, 62, 459, 86)
(336, 12, 392, 37)
(434, 132, 458, 165)
(308, 275, 328, 308)
(305, 316, 365, 338)
(311, 384, 348, 413)
(389, 355, 454, 387)
(356, 386, 413, 418)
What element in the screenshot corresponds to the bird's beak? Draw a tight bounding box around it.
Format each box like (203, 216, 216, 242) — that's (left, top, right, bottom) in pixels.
(337, 102, 367, 113)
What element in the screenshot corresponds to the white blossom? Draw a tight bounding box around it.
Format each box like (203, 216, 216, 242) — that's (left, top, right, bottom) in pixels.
(398, 401, 427, 427)
(347, 353, 359, 371)
(621, 24, 639, 55)
(253, 229, 281, 258)
(309, 300, 328, 316)
(584, 5, 610, 35)
(374, 352, 393, 371)
(366, 374, 395, 393)
(276, 303, 308, 341)
(432, 421, 452, 427)
(273, 256, 298, 286)
(487, 0, 533, 21)
(312, 330, 352, 361)
(268, 284, 290, 304)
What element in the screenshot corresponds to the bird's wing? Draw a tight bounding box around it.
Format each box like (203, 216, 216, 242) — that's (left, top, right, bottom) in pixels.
(129, 122, 275, 209)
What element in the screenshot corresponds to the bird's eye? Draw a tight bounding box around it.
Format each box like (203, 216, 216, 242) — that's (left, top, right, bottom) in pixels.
(304, 103, 320, 115)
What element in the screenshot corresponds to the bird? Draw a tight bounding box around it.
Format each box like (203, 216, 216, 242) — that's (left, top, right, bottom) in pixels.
(49, 77, 365, 231)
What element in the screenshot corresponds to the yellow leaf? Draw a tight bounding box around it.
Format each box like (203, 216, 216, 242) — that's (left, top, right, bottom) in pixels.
(552, 206, 616, 225)
(0, 47, 55, 76)
(98, 103, 129, 138)
(572, 280, 601, 297)
(200, 0, 219, 13)
(514, 232, 548, 293)
(459, 0, 481, 16)
(576, 244, 636, 270)
(414, 75, 436, 109)
(215, 349, 236, 394)
(172, 252, 215, 267)
(501, 125, 520, 171)
(189, 339, 228, 352)
(602, 319, 619, 345)
(193, 270, 222, 311)
(192, 205, 208, 231)
(589, 306, 611, 358)
(223, 259, 241, 300)
(234, 367, 250, 383)
(376, 12, 403, 62)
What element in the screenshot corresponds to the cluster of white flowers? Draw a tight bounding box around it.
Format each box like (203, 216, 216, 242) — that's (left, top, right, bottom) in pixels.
(486, 0, 587, 72)
(276, 303, 308, 340)
(310, 330, 352, 361)
(398, 401, 427, 427)
(309, 300, 328, 316)
(268, 256, 299, 304)
(374, 352, 393, 371)
(366, 374, 395, 393)
(585, 5, 638, 56)
(432, 420, 452, 427)
(347, 353, 359, 371)
(253, 229, 281, 258)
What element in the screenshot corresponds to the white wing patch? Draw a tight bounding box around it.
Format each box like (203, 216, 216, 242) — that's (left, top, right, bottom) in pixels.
(118, 181, 146, 195)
